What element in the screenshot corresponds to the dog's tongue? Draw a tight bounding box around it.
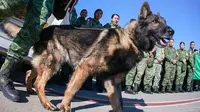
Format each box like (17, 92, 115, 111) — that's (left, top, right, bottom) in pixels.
(159, 39, 166, 46)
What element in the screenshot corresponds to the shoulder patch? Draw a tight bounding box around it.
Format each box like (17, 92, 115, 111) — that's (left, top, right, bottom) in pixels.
(189, 51, 192, 55)
(186, 52, 189, 56)
(162, 48, 165, 54)
(176, 51, 179, 56)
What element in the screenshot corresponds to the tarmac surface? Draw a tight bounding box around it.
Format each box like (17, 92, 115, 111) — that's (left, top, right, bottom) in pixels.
(0, 82, 200, 112)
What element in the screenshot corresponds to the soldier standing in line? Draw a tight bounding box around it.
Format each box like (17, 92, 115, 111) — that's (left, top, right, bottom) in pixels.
(175, 42, 188, 93)
(161, 39, 177, 93)
(125, 66, 136, 94)
(143, 45, 165, 93)
(133, 51, 149, 94)
(186, 41, 195, 92)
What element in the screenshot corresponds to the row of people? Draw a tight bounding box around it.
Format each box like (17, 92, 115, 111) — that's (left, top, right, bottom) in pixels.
(125, 40, 199, 94)
(70, 9, 121, 28)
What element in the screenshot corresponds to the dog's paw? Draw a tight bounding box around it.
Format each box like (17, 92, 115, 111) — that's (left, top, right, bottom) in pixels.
(60, 104, 71, 112)
(42, 100, 57, 111)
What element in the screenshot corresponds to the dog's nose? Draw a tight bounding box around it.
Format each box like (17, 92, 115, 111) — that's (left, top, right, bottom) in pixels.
(167, 26, 174, 36)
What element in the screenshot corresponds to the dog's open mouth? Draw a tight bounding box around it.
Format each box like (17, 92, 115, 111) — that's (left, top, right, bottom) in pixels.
(156, 36, 170, 47)
(159, 38, 169, 46)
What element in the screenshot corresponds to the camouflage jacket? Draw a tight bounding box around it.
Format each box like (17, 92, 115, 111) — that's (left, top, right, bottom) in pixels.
(164, 46, 177, 64)
(72, 17, 87, 27)
(176, 49, 188, 66)
(187, 48, 194, 68)
(70, 9, 78, 26)
(85, 18, 103, 28)
(153, 46, 165, 64)
(104, 22, 121, 28)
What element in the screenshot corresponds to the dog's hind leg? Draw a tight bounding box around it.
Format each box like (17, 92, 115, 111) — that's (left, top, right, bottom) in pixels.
(60, 63, 90, 112)
(34, 56, 60, 111)
(104, 78, 124, 112)
(25, 68, 37, 94)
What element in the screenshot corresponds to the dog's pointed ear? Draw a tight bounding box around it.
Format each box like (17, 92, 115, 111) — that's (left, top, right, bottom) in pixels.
(139, 2, 151, 19)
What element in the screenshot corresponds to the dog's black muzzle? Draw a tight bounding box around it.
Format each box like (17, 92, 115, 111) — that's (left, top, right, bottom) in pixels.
(166, 26, 174, 37)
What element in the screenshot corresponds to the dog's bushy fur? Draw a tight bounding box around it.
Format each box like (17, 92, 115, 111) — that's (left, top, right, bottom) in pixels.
(26, 2, 174, 112)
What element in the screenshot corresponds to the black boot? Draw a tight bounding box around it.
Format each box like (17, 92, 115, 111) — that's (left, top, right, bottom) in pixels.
(186, 86, 193, 92)
(125, 85, 133, 94)
(166, 87, 174, 93)
(143, 85, 152, 94)
(179, 84, 184, 93)
(175, 85, 179, 93)
(132, 83, 139, 94)
(194, 81, 199, 91)
(0, 56, 20, 102)
(153, 86, 160, 93)
(161, 86, 165, 93)
(166, 85, 174, 93)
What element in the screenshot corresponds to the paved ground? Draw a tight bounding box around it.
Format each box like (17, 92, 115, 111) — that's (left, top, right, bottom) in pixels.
(0, 82, 200, 112)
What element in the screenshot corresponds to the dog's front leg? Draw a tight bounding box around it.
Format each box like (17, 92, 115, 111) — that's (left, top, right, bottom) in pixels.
(114, 72, 127, 110)
(60, 63, 90, 112)
(25, 68, 37, 94)
(104, 79, 124, 112)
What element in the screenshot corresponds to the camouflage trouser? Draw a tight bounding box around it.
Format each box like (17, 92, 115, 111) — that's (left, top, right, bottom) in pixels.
(133, 58, 148, 85)
(187, 66, 194, 87)
(125, 66, 136, 86)
(162, 62, 176, 89)
(0, 0, 28, 19)
(176, 65, 186, 85)
(143, 63, 162, 87)
(1, 0, 54, 60)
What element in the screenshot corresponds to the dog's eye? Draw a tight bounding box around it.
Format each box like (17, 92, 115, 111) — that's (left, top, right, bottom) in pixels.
(152, 20, 157, 23)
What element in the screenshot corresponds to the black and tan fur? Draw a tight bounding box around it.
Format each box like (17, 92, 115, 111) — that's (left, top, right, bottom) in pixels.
(25, 2, 174, 112)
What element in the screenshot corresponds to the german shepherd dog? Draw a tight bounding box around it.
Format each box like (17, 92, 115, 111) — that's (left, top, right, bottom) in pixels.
(25, 2, 174, 112)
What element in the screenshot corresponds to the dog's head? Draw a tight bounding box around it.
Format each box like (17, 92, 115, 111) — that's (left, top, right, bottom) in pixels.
(135, 2, 174, 50)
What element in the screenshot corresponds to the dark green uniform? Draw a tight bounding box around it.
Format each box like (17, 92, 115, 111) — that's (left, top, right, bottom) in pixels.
(1, 0, 54, 61)
(70, 10, 87, 27)
(0, 0, 65, 102)
(187, 48, 194, 91)
(143, 46, 165, 92)
(134, 52, 149, 85)
(176, 49, 188, 92)
(104, 22, 120, 28)
(85, 18, 103, 28)
(162, 46, 177, 92)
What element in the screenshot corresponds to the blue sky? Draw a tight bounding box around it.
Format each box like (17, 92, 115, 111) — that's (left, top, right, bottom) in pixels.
(75, 0, 200, 50)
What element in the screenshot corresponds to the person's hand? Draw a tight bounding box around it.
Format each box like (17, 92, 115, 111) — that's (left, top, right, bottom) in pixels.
(183, 59, 187, 64)
(157, 58, 163, 62)
(172, 60, 176, 64)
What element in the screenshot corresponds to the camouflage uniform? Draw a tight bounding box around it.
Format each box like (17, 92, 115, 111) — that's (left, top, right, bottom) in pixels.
(134, 51, 149, 85)
(187, 48, 194, 91)
(175, 49, 188, 92)
(125, 65, 136, 94)
(70, 10, 87, 27)
(104, 22, 120, 28)
(125, 66, 136, 86)
(85, 18, 103, 28)
(125, 51, 148, 94)
(143, 46, 165, 93)
(0, 0, 56, 102)
(162, 46, 177, 92)
(0, 0, 54, 61)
